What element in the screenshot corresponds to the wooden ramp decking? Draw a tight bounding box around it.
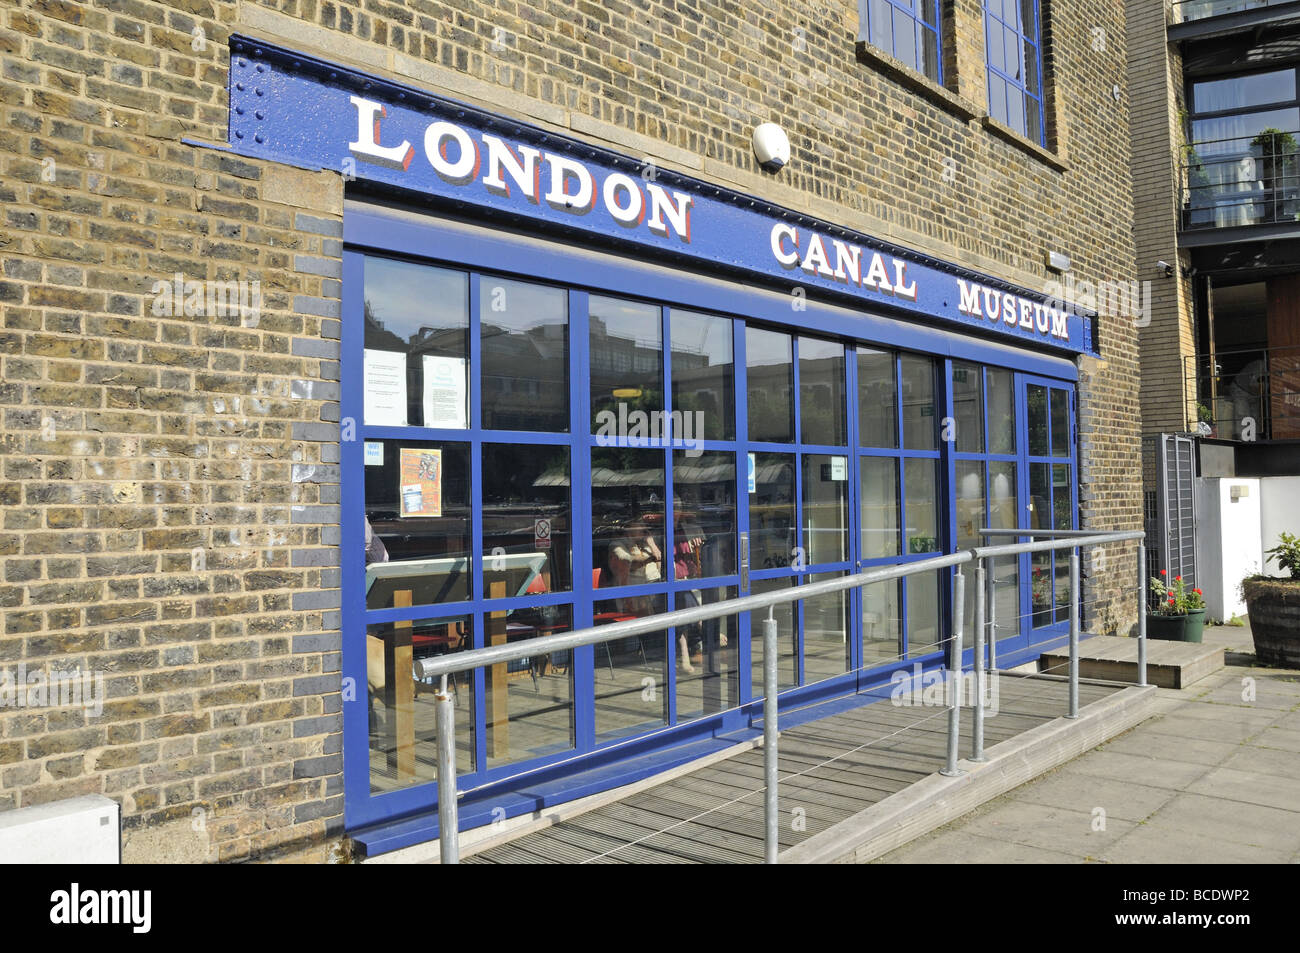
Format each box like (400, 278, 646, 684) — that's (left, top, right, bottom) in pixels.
(1039, 635, 1224, 689)
(461, 676, 1124, 863)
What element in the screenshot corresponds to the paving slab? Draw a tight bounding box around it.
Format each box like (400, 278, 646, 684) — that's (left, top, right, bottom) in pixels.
(1141, 792, 1300, 855)
(1248, 726, 1300, 754)
(955, 799, 1136, 857)
(1218, 743, 1300, 781)
(1185, 766, 1300, 813)
(1093, 735, 1235, 772)
(1099, 823, 1293, 865)
(874, 829, 1085, 864)
(1004, 770, 1177, 822)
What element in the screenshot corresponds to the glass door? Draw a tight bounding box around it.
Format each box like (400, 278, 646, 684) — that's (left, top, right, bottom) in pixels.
(1021, 376, 1077, 639)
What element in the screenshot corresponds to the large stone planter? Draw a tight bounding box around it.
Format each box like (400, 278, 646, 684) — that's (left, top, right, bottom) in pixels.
(1147, 609, 1206, 643)
(1242, 578, 1300, 668)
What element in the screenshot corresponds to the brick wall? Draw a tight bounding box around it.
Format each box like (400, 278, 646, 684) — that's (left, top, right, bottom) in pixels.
(0, 0, 1140, 861)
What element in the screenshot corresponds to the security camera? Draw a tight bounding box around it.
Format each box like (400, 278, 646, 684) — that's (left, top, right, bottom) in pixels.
(1156, 260, 1174, 277)
(752, 123, 790, 172)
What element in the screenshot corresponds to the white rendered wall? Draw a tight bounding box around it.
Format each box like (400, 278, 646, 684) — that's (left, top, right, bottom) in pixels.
(1260, 477, 1300, 576)
(1194, 478, 1261, 622)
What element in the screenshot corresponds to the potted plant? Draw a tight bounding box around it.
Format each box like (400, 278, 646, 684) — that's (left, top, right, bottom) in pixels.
(1147, 570, 1206, 642)
(1242, 531, 1300, 668)
(1250, 128, 1298, 194)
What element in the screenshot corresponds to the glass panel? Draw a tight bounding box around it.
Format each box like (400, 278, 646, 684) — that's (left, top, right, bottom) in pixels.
(799, 336, 847, 446)
(363, 256, 468, 429)
(670, 309, 735, 441)
(1192, 108, 1300, 157)
(1054, 463, 1073, 624)
(750, 576, 797, 695)
(482, 444, 571, 596)
(1027, 383, 1049, 456)
(862, 579, 902, 668)
(673, 450, 737, 578)
(860, 456, 900, 559)
(952, 362, 984, 453)
(987, 22, 1005, 79)
(900, 354, 937, 450)
(1029, 462, 1051, 628)
(893, 6, 917, 69)
(675, 587, 739, 720)
(921, 23, 940, 81)
(364, 441, 472, 610)
(990, 74, 1009, 127)
(803, 572, 850, 685)
(592, 448, 666, 589)
(368, 614, 473, 793)
(484, 604, 574, 767)
(746, 327, 794, 443)
(870, 0, 893, 51)
(803, 454, 850, 566)
(904, 458, 940, 554)
(593, 594, 668, 741)
(988, 461, 1019, 641)
(480, 277, 567, 432)
(906, 571, 940, 657)
(1193, 70, 1296, 115)
(751, 452, 796, 570)
(858, 347, 898, 448)
(589, 296, 662, 433)
(1019, 0, 1036, 34)
(1050, 387, 1070, 456)
(956, 460, 985, 635)
(987, 368, 1015, 454)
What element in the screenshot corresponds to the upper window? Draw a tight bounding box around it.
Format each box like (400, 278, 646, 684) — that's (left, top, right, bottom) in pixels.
(983, 0, 1045, 145)
(862, 0, 942, 83)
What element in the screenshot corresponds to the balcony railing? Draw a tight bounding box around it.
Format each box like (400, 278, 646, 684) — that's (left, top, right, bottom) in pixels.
(1171, 0, 1296, 23)
(1181, 130, 1300, 230)
(1185, 345, 1300, 440)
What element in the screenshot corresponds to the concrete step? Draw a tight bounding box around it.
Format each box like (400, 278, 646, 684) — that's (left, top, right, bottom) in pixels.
(1040, 635, 1224, 689)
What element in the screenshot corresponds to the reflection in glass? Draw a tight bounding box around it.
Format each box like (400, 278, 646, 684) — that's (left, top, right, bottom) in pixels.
(799, 337, 847, 446)
(956, 460, 985, 636)
(482, 444, 570, 595)
(904, 458, 940, 554)
(591, 448, 665, 589)
(862, 579, 902, 668)
(671, 310, 734, 440)
(484, 604, 574, 767)
(1054, 463, 1074, 624)
(1030, 462, 1052, 628)
(803, 454, 849, 565)
(750, 453, 796, 570)
(369, 614, 473, 793)
(590, 296, 662, 432)
(952, 362, 984, 453)
(746, 327, 794, 442)
(750, 576, 797, 696)
(364, 441, 472, 609)
(901, 354, 937, 450)
(858, 347, 898, 448)
(480, 278, 568, 432)
(673, 451, 736, 578)
(593, 594, 668, 741)
(860, 456, 899, 559)
(803, 572, 850, 684)
(1051, 388, 1070, 457)
(675, 587, 738, 721)
(987, 368, 1015, 454)
(906, 571, 940, 657)
(1027, 384, 1049, 456)
(363, 256, 468, 429)
(988, 461, 1019, 641)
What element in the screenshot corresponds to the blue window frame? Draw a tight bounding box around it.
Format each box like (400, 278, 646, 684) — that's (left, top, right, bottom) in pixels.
(860, 0, 943, 83)
(983, 0, 1046, 144)
(340, 203, 1080, 841)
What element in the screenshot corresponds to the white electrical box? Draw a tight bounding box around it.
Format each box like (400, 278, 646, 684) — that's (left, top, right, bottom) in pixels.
(0, 795, 120, 864)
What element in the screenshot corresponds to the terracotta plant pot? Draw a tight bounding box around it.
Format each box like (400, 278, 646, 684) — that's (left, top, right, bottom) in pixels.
(1242, 578, 1300, 668)
(1146, 609, 1206, 643)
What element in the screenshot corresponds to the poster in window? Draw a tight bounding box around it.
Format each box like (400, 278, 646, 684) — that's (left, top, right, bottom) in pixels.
(398, 448, 443, 518)
(363, 349, 408, 426)
(421, 355, 467, 429)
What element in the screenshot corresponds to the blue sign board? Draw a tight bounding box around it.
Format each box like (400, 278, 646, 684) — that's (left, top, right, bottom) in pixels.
(223, 36, 1096, 356)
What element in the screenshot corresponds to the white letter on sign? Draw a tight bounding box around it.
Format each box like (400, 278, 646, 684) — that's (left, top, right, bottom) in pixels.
(348, 96, 414, 171)
(424, 121, 479, 184)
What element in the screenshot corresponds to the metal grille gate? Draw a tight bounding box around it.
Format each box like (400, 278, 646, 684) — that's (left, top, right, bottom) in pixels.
(1147, 433, 1197, 600)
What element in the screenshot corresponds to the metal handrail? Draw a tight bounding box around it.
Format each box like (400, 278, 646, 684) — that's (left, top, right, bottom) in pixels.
(420, 528, 1147, 863)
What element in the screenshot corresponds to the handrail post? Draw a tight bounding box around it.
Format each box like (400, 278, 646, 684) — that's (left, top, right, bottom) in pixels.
(986, 557, 997, 672)
(941, 569, 965, 777)
(1137, 542, 1149, 687)
(972, 560, 987, 762)
(435, 675, 460, 863)
(1067, 550, 1080, 720)
(763, 609, 779, 864)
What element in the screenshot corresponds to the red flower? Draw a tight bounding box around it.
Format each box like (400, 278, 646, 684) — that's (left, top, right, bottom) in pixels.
(1167, 594, 1174, 602)
(1193, 588, 1202, 595)
(1175, 576, 1182, 582)
(1159, 570, 1166, 576)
